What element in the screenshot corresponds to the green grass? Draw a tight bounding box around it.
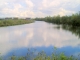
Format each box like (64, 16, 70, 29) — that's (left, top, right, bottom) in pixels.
(0, 19, 34, 27)
(0, 48, 80, 60)
(2, 52, 79, 60)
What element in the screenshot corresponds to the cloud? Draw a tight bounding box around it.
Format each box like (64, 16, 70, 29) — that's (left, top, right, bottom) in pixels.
(25, 0, 34, 8)
(0, 0, 80, 18)
(54, 8, 75, 16)
(0, 0, 35, 18)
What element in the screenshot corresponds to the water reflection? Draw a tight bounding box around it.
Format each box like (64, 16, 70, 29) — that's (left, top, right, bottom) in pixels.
(0, 21, 80, 57)
(61, 25, 80, 38)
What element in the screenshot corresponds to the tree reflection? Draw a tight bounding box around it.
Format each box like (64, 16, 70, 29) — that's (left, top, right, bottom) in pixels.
(62, 25, 80, 38)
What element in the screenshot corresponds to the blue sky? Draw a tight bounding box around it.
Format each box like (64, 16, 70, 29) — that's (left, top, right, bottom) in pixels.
(0, 0, 80, 18)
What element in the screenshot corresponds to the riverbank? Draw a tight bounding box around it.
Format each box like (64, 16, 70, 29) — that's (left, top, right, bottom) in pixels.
(0, 19, 34, 27)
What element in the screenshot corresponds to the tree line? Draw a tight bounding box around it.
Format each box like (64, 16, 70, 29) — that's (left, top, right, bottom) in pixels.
(35, 11, 80, 26)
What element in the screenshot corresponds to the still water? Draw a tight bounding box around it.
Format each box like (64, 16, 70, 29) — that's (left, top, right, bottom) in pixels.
(0, 21, 80, 58)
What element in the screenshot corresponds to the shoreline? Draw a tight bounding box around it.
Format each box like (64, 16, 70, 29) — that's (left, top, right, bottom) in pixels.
(0, 19, 34, 27)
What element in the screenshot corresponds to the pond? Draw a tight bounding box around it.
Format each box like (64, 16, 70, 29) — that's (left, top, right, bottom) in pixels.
(0, 21, 80, 59)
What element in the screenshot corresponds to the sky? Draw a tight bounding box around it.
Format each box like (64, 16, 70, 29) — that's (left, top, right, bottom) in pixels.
(0, 0, 80, 18)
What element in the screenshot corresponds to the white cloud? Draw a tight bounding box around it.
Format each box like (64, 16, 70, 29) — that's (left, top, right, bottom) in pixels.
(62, 0, 80, 8)
(0, 0, 80, 17)
(54, 8, 75, 16)
(0, 0, 35, 17)
(37, 0, 80, 17)
(25, 0, 34, 8)
(35, 11, 47, 17)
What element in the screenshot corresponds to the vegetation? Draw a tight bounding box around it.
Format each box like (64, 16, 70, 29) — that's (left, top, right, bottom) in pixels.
(0, 48, 80, 60)
(35, 12, 80, 26)
(0, 19, 34, 27)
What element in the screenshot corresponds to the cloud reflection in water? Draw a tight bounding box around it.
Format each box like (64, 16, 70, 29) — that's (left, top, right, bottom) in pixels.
(0, 21, 80, 56)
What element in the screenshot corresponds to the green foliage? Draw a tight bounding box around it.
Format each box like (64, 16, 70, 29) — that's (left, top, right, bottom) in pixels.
(0, 19, 34, 27)
(0, 49, 79, 60)
(35, 12, 80, 26)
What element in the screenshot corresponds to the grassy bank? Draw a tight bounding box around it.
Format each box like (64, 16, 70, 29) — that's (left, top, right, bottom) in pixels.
(1, 48, 80, 60)
(0, 19, 34, 27)
(35, 12, 80, 26)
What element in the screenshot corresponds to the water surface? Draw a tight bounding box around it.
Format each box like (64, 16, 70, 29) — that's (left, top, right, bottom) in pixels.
(0, 21, 80, 58)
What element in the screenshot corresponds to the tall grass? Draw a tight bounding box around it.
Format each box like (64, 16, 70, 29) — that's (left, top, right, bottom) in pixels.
(0, 19, 34, 27)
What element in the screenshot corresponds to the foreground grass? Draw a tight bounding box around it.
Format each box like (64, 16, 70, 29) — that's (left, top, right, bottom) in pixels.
(0, 19, 34, 27)
(3, 52, 79, 60)
(1, 48, 80, 60)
